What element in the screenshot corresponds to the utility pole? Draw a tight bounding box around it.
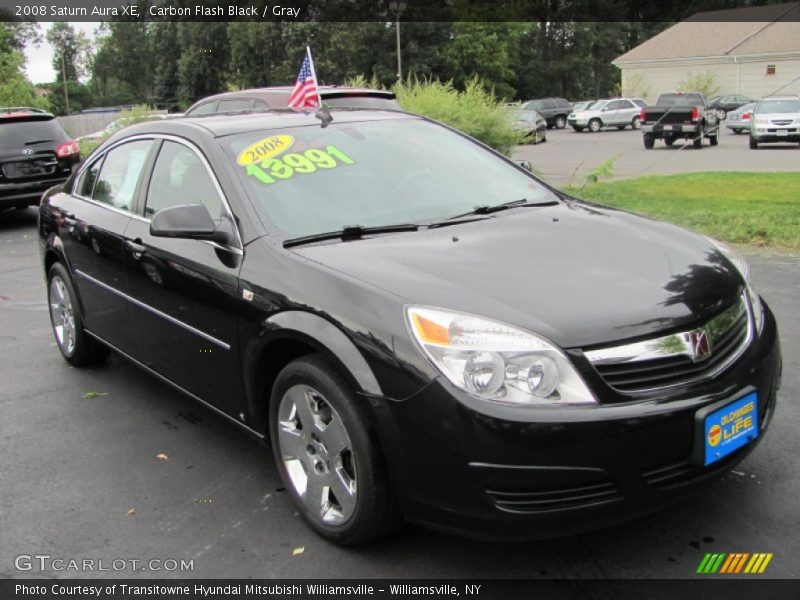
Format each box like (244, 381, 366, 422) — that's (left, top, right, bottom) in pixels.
(389, 1, 407, 82)
(53, 30, 70, 115)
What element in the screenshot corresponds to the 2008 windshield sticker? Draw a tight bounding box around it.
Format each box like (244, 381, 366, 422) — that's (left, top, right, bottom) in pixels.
(238, 135, 356, 185)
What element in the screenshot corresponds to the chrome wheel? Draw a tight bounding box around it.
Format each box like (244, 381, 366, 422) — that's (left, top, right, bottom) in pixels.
(49, 275, 76, 356)
(277, 384, 357, 525)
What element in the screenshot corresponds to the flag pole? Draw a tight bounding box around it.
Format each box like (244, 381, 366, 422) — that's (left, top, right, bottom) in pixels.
(305, 46, 323, 108)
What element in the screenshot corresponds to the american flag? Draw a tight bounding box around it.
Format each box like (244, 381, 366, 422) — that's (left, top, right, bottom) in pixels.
(287, 49, 320, 109)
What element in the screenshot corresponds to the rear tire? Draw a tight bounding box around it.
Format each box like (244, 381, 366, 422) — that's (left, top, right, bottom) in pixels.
(588, 119, 602, 133)
(270, 355, 401, 545)
(47, 263, 110, 367)
(631, 116, 641, 130)
(749, 137, 758, 149)
(643, 133, 654, 149)
(709, 134, 718, 146)
(693, 135, 703, 149)
(554, 115, 567, 129)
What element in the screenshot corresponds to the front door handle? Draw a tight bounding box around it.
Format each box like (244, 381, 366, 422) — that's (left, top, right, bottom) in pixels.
(124, 239, 146, 259)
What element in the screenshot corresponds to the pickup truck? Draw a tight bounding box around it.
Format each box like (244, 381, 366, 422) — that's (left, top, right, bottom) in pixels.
(640, 92, 719, 149)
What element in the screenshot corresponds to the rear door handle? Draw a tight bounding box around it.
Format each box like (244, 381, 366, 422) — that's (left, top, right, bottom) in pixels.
(124, 239, 146, 259)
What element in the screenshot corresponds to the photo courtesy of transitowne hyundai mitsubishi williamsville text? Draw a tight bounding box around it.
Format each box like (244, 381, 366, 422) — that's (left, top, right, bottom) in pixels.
(38, 109, 782, 544)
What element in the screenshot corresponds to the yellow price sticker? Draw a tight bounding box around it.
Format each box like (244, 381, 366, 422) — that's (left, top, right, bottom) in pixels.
(237, 134, 295, 166)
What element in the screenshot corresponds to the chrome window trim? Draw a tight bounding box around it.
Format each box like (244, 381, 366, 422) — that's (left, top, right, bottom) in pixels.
(584, 294, 754, 393)
(72, 133, 244, 254)
(75, 268, 231, 351)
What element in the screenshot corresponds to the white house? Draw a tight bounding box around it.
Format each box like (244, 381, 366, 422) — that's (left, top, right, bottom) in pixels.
(613, 2, 800, 103)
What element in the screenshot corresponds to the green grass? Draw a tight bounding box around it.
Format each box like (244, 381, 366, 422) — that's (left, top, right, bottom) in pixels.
(568, 172, 800, 249)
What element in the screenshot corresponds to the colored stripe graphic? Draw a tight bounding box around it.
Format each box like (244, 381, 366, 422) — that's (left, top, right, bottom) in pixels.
(700, 553, 773, 574)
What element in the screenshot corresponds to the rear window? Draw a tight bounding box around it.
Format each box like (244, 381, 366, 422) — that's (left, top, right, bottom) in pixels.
(657, 93, 705, 107)
(0, 117, 68, 150)
(322, 95, 400, 110)
(756, 99, 800, 114)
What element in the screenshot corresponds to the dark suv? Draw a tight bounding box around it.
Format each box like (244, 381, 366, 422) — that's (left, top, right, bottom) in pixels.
(1, 108, 80, 211)
(520, 97, 572, 128)
(185, 86, 400, 116)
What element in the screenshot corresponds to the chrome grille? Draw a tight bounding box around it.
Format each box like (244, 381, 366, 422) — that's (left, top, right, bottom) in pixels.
(585, 295, 751, 394)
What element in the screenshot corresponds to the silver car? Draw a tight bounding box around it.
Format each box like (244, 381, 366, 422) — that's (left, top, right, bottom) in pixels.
(567, 98, 646, 133)
(725, 102, 756, 134)
(749, 96, 800, 149)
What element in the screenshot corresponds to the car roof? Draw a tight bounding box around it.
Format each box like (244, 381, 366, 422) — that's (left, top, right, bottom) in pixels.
(760, 95, 800, 100)
(121, 108, 418, 139)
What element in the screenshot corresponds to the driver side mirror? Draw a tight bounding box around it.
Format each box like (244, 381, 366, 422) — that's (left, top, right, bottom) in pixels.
(150, 204, 231, 245)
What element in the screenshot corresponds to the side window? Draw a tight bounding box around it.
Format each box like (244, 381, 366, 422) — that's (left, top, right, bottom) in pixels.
(619, 100, 634, 109)
(605, 100, 622, 110)
(145, 140, 224, 221)
(75, 156, 102, 197)
(542, 99, 557, 109)
(187, 102, 217, 116)
(91, 140, 153, 211)
(218, 99, 254, 112)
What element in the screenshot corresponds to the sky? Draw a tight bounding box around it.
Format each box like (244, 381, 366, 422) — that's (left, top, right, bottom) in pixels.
(24, 22, 98, 84)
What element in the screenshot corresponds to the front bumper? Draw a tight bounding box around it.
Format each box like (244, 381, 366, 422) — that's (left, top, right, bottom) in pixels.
(373, 303, 781, 540)
(752, 128, 800, 142)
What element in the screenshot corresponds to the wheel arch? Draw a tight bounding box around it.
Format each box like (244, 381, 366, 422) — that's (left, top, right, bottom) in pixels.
(242, 311, 383, 437)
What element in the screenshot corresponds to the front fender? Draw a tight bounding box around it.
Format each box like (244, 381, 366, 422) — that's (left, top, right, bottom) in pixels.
(267, 311, 383, 396)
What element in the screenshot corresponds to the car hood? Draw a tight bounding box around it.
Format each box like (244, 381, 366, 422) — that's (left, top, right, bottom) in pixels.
(291, 201, 743, 348)
(754, 112, 798, 122)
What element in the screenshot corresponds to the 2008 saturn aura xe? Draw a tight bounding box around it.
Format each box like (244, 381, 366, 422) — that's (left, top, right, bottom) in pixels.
(38, 109, 781, 544)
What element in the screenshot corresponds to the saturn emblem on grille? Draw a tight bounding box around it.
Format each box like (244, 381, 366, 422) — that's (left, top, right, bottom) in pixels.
(688, 327, 713, 362)
(21, 148, 34, 155)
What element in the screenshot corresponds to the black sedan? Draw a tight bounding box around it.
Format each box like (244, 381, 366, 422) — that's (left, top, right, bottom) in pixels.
(38, 109, 781, 545)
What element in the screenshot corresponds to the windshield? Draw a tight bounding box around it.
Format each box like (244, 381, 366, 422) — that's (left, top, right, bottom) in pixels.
(0, 117, 67, 150)
(224, 117, 557, 238)
(756, 99, 800, 114)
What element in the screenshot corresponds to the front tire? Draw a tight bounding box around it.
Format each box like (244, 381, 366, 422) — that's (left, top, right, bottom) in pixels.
(643, 133, 654, 149)
(588, 118, 602, 133)
(554, 115, 567, 129)
(270, 355, 400, 545)
(47, 263, 109, 367)
(749, 136, 758, 149)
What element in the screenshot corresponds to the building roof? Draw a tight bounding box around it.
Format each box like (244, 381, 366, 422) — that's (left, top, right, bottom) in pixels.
(614, 2, 800, 64)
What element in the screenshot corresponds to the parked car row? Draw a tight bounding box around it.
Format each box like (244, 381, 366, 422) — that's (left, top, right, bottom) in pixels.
(639, 92, 799, 150)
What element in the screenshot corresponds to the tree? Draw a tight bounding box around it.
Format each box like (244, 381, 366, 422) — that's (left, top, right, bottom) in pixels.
(176, 21, 230, 104)
(152, 21, 180, 107)
(0, 50, 49, 109)
(47, 22, 91, 82)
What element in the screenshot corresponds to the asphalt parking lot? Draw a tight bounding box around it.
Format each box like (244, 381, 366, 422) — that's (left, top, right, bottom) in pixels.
(513, 125, 800, 188)
(1, 182, 799, 578)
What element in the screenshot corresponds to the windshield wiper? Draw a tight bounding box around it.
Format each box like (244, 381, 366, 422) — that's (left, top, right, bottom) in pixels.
(445, 198, 558, 220)
(283, 224, 419, 248)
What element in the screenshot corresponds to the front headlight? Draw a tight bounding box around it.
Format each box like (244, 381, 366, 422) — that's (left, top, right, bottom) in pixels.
(706, 237, 764, 334)
(406, 307, 597, 406)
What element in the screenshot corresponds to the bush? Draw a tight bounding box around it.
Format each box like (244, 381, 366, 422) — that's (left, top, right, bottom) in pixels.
(394, 77, 524, 156)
